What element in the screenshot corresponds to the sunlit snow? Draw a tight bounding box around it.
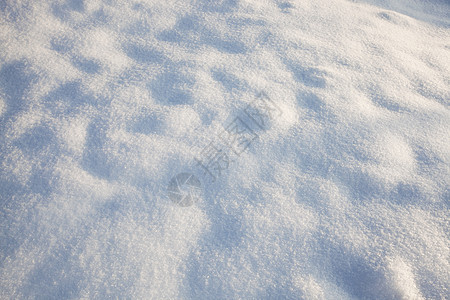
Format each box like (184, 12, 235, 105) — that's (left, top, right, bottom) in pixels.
(0, 0, 449, 299)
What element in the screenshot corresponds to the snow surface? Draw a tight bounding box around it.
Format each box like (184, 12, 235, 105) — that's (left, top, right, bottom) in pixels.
(0, 0, 449, 298)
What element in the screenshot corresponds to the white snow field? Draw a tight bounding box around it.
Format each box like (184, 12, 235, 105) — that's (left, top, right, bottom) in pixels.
(0, 0, 449, 298)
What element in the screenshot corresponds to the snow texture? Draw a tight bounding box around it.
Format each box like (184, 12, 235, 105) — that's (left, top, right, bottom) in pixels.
(0, 0, 449, 299)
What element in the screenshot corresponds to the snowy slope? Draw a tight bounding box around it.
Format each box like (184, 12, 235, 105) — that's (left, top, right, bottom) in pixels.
(0, 0, 449, 299)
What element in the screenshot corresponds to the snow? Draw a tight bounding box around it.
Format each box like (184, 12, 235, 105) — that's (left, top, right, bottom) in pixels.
(0, 0, 449, 298)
